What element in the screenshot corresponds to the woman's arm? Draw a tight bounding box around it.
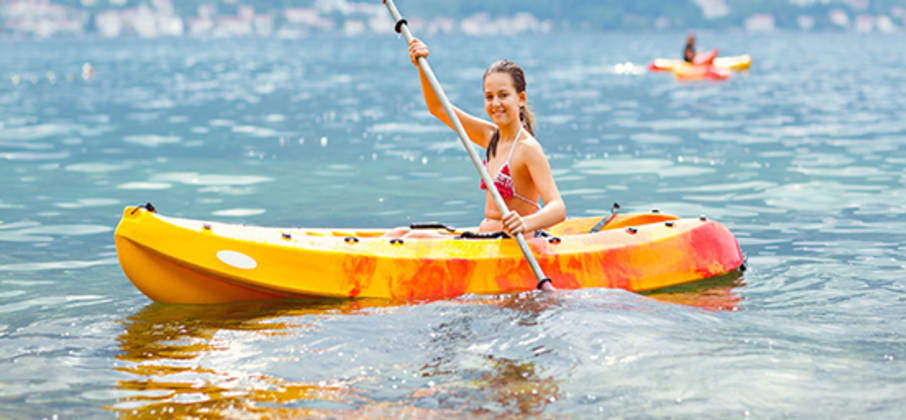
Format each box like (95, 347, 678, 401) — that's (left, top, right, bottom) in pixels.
(409, 38, 496, 149)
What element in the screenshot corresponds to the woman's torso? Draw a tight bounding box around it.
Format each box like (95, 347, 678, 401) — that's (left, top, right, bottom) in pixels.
(479, 135, 541, 231)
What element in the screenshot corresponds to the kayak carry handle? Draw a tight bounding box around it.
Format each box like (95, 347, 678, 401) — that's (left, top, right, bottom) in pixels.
(588, 202, 620, 233)
(130, 202, 156, 215)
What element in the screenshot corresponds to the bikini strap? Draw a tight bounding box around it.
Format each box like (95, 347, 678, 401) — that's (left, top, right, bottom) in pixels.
(502, 125, 524, 165)
(503, 126, 540, 208)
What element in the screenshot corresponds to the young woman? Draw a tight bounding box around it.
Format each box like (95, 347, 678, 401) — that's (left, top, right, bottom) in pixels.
(386, 38, 566, 239)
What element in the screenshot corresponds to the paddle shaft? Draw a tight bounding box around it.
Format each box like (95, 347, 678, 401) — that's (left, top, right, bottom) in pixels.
(381, 0, 552, 290)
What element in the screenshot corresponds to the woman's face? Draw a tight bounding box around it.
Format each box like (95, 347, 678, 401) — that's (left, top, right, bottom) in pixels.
(483, 72, 526, 127)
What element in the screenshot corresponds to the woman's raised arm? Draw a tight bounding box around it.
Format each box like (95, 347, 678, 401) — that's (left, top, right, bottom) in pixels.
(409, 38, 496, 149)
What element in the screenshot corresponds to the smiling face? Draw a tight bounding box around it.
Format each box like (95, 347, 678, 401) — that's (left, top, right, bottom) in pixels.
(483, 71, 526, 128)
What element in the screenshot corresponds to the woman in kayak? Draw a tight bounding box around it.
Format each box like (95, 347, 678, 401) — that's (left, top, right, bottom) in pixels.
(386, 38, 566, 239)
(683, 34, 696, 63)
(683, 33, 718, 65)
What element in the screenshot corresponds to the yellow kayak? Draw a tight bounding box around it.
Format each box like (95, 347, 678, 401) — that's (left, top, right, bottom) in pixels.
(114, 206, 744, 304)
(649, 54, 752, 72)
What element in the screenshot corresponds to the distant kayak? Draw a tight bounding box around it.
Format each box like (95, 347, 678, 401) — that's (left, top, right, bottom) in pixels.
(115, 206, 744, 304)
(649, 54, 752, 72)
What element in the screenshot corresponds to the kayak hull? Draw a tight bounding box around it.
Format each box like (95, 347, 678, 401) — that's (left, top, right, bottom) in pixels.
(671, 62, 731, 80)
(648, 54, 752, 72)
(114, 207, 744, 304)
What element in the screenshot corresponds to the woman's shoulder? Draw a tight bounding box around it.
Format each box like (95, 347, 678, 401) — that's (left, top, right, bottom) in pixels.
(518, 133, 545, 151)
(516, 134, 548, 163)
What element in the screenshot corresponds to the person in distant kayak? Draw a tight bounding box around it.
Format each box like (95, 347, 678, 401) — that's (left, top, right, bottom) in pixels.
(683, 34, 696, 63)
(683, 33, 719, 65)
(385, 38, 566, 239)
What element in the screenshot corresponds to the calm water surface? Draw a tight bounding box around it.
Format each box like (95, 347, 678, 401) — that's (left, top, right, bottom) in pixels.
(1, 32, 905, 418)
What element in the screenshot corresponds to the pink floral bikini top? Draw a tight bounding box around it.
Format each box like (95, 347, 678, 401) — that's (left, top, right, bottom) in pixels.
(480, 126, 541, 209)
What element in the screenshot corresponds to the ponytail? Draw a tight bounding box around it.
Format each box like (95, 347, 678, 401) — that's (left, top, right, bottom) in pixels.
(520, 105, 535, 136)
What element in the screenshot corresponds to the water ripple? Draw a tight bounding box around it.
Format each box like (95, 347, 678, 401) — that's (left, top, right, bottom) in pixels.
(65, 162, 132, 173)
(1, 151, 70, 161)
(212, 208, 266, 217)
(116, 182, 172, 190)
(55, 198, 121, 209)
(123, 135, 181, 147)
(149, 172, 272, 186)
(0, 224, 112, 243)
(0, 123, 82, 141)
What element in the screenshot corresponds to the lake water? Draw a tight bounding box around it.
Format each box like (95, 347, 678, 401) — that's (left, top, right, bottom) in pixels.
(1, 32, 905, 417)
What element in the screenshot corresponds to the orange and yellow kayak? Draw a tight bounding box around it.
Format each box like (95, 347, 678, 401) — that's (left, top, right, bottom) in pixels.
(114, 206, 744, 304)
(648, 54, 752, 72)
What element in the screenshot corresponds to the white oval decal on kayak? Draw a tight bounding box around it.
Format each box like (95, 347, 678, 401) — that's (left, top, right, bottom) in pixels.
(216, 250, 257, 270)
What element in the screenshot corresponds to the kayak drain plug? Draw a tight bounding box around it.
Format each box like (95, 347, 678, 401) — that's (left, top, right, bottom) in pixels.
(390, 238, 404, 245)
(203, 224, 211, 231)
(665, 221, 675, 227)
(626, 227, 637, 234)
(344, 236, 359, 244)
(282, 232, 292, 240)
(699, 215, 708, 221)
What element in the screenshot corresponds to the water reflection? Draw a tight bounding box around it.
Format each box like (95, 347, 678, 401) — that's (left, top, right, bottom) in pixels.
(418, 354, 561, 417)
(642, 271, 746, 311)
(419, 293, 563, 416)
(478, 356, 560, 415)
(109, 276, 743, 417)
(109, 300, 376, 418)
(483, 294, 563, 415)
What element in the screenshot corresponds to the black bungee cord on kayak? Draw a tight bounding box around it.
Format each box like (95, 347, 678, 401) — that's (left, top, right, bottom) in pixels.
(410, 224, 549, 240)
(409, 222, 457, 232)
(457, 231, 510, 239)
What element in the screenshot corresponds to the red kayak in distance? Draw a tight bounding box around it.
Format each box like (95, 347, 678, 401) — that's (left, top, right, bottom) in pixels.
(648, 49, 751, 81)
(672, 63, 731, 81)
